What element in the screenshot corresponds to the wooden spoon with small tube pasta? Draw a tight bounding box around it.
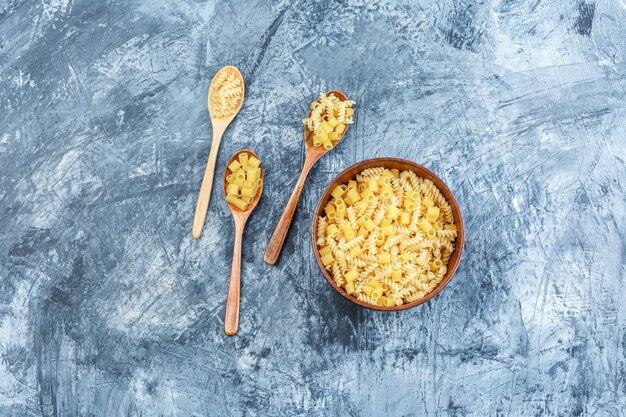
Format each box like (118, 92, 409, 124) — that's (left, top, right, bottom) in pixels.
(263, 90, 350, 265)
(223, 150, 263, 336)
(192, 66, 245, 240)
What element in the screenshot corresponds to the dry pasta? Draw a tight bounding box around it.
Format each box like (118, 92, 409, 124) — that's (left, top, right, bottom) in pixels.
(210, 68, 243, 118)
(303, 93, 355, 150)
(225, 153, 262, 211)
(316, 167, 457, 307)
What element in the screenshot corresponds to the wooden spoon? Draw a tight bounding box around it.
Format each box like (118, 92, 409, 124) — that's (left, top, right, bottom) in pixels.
(223, 149, 264, 336)
(192, 66, 245, 240)
(263, 90, 350, 265)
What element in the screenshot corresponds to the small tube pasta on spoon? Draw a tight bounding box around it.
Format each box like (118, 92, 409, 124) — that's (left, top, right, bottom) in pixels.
(303, 92, 356, 150)
(225, 152, 264, 212)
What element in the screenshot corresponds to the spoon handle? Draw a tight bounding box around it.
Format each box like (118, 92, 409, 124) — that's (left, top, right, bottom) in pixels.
(192, 131, 223, 239)
(225, 218, 244, 336)
(264, 154, 317, 265)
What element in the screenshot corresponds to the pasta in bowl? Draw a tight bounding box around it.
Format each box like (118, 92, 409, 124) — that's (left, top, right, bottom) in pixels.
(311, 158, 464, 311)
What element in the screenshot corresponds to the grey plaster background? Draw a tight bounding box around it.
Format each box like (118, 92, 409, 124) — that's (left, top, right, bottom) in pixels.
(1, 0, 625, 416)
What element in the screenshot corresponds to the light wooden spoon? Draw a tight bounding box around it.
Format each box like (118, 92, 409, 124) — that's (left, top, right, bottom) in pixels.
(192, 66, 245, 240)
(263, 90, 350, 265)
(223, 149, 264, 336)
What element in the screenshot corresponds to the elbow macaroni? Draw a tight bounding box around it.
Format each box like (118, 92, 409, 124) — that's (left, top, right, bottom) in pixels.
(225, 153, 263, 211)
(303, 93, 356, 150)
(316, 167, 457, 307)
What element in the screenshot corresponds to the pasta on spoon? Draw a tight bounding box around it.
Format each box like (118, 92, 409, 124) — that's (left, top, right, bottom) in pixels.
(303, 92, 355, 150)
(210, 68, 244, 118)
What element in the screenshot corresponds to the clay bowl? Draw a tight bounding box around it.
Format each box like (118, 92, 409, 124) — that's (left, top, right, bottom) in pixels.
(311, 158, 465, 311)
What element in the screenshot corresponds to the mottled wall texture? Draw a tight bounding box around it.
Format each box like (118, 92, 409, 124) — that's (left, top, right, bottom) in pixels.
(1, 0, 625, 416)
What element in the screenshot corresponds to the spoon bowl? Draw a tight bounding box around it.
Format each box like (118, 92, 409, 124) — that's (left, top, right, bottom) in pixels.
(222, 149, 263, 336)
(209, 66, 245, 120)
(264, 90, 351, 265)
(303, 90, 349, 152)
(223, 149, 264, 214)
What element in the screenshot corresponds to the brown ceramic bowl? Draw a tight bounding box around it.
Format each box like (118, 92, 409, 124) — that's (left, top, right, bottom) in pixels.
(311, 158, 465, 311)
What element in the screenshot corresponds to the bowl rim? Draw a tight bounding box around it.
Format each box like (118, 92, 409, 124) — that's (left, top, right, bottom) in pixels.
(310, 157, 465, 311)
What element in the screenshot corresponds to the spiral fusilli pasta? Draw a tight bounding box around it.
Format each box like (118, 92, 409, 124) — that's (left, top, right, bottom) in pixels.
(210, 68, 243, 118)
(316, 166, 458, 307)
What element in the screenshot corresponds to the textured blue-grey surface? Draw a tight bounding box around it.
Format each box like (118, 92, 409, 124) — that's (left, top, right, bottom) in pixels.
(1, 0, 626, 416)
